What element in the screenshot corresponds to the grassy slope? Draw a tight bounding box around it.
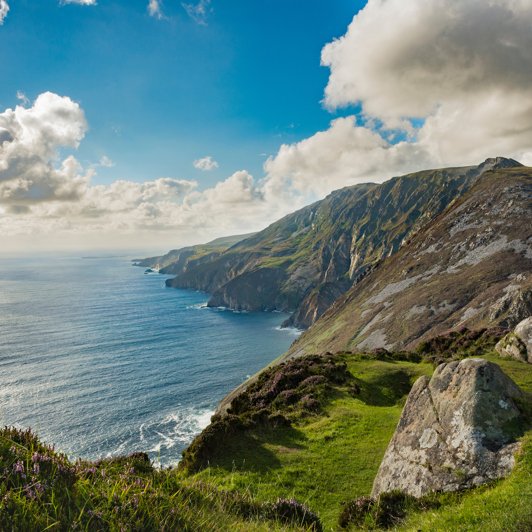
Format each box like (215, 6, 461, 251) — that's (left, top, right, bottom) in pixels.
(135, 233, 256, 270)
(0, 428, 315, 532)
(189, 357, 433, 531)
(185, 351, 532, 532)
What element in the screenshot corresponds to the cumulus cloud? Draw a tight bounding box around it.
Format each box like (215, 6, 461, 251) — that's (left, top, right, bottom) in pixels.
(0, 0, 9, 25)
(0, 92, 300, 250)
(182, 0, 211, 25)
(266, 0, 532, 196)
(148, 0, 164, 19)
(193, 156, 218, 171)
(0, 167, 297, 249)
(265, 116, 433, 197)
(0, 92, 89, 204)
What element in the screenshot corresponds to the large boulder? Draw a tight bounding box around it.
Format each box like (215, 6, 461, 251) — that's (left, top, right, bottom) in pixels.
(496, 317, 532, 363)
(371, 359, 524, 498)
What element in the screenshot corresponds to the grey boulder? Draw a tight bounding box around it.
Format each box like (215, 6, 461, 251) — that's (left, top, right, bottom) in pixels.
(371, 359, 524, 498)
(496, 317, 532, 363)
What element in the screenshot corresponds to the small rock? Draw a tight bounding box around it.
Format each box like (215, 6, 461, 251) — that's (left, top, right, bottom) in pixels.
(496, 317, 532, 363)
(371, 359, 524, 498)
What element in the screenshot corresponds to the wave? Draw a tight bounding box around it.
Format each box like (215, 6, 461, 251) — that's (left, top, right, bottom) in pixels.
(274, 325, 303, 336)
(186, 303, 209, 310)
(102, 406, 215, 467)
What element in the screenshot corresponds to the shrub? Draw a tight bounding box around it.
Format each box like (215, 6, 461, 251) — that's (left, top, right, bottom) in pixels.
(338, 491, 441, 529)
(264, 497, 323, 532)
(416, 326, 507, 361)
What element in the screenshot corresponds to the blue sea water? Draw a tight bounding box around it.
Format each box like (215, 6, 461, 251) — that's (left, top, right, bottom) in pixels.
(0, 255, 299, 467)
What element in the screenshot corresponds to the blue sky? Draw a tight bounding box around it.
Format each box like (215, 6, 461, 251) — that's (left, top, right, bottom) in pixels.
(1, 0, 531, 252)
(0, 0, 361, 190)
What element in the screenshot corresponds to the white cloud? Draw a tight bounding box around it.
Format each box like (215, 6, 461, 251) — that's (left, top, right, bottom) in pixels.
(265, 116, 433, 197)
(182, 0, 210, 25)
(61, 0, 97, 5)
(266, 0, 532, 197)
(193, 156, 218, 171)
(96, 156, 115, 168)
(0, 92, 89, 204)
(148, 0, 164, 19)
(0, 92, 300, 251)
(16, 91, 29, 106)
(0, 0, 9, 25)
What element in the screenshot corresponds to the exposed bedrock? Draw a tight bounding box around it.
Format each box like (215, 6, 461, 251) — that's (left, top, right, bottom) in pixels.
(286, 165, 532, 358)
(371, 359, 524, 498)
(281, 281, 351, 330)
(496, 317, 532, 363)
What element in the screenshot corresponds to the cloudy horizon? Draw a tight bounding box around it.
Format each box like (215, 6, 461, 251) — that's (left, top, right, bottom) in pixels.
(1, 0, 532, 254)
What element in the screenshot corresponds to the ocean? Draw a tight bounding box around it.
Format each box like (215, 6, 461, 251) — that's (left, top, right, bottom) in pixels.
(0, 255, 299, 467)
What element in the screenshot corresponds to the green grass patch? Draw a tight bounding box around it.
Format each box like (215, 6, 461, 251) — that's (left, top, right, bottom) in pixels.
(185, 355, 433, 530)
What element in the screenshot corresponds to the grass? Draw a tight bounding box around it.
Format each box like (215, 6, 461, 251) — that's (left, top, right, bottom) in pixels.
(186, 355, 433, 531)
(180, 331, 532, 531)
(0, 427, 319, 532)
(4, 328, 532, 531)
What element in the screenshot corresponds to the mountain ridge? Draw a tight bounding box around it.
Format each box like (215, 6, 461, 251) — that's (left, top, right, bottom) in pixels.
(285, 164, 532, 360)
(159, 158, 520, 329)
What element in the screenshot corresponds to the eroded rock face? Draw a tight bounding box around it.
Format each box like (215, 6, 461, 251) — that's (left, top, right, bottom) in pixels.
(496, 317, 532, 363)
(371, 359, 524, 498)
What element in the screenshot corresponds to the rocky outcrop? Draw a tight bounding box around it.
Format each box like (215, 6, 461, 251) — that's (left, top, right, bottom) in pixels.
(371, 359, 524, 499)
(489, 287, 532, 328)
(496, 317, 532, 362)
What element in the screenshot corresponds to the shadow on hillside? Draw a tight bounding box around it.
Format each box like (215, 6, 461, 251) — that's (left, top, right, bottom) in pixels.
(206, 424, 306, 474)
(352, 368, 413, 407)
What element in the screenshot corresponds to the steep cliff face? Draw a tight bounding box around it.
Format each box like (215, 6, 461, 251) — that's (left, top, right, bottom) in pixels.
(165, 159, 518, 327)
(284, 165, 532, 359)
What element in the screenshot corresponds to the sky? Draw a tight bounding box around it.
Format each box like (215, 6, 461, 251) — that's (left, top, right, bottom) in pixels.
(1, 0, 532, 254)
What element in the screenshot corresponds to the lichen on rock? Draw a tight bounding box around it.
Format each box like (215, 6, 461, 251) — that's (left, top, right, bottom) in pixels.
(371, 359, 524, 499)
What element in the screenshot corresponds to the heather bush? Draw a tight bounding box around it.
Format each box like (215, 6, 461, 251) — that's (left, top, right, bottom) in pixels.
(338, 491, 441, 529)
(264, 497, 322, 532)
(416, 326, 507, 361)
(228, 354, 349, 419)
(181, 354, 350, 473)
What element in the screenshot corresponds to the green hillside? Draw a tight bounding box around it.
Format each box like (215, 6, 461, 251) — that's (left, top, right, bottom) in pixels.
(178, 329, 532, 531)
(132, 233, 256, 273)
(163, 158, 520, 329)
